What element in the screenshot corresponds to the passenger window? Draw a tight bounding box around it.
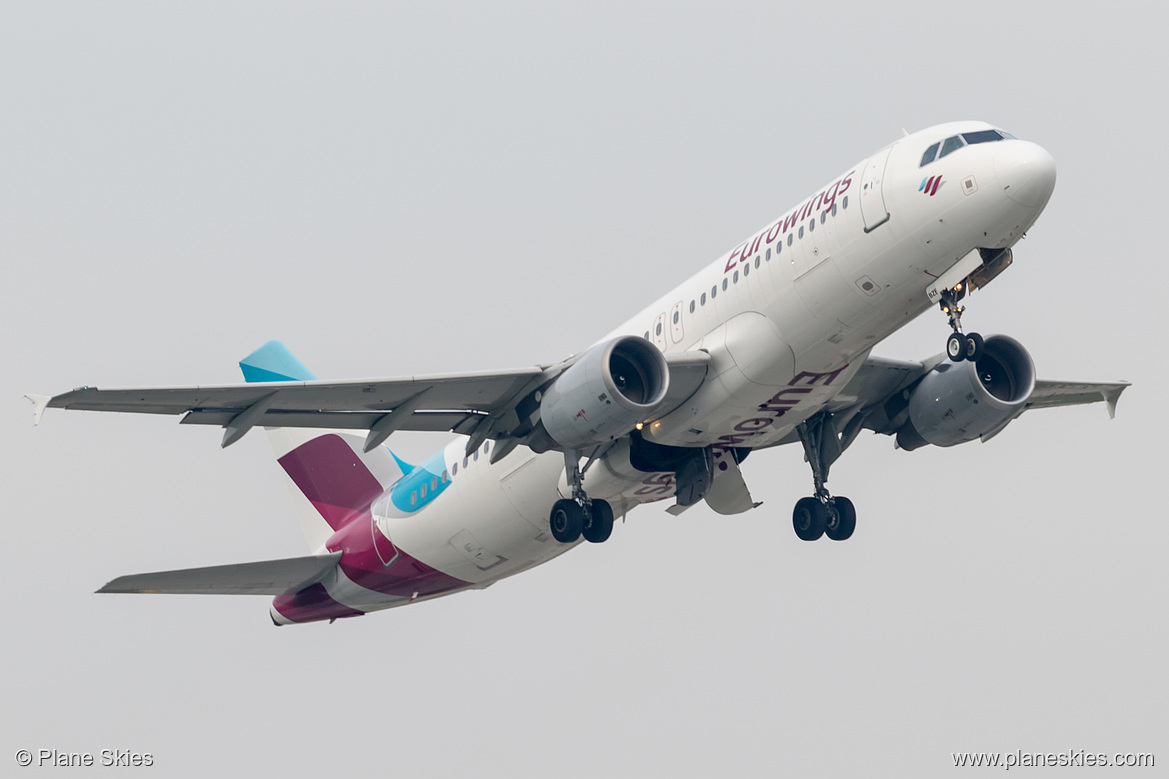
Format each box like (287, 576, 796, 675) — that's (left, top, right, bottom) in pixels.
(733, 270, 740, 283)
(798, 226, 804, 238)
(452, 462, 458, 476)
(689, 300, 695, 313)
(787, 234, 793, 246)
(939, 135, 965, 158)
(700, 292, 707, 305)
(920, 142, 940, 166)
(722, 278, 728, 291)
(711, 285, 717, 299)
(755, 256, 761, 269)
(766, 248, 771, 260)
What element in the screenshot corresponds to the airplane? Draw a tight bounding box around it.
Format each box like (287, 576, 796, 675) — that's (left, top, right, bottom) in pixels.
(28, 121, 1130, 625)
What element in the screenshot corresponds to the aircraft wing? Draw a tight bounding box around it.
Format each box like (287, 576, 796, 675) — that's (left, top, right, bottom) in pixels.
(30, 352, 711, 455)
(827, 355, 1130, 438)
(1018, 379, 1130, 418)
(39, 367, 547, 433)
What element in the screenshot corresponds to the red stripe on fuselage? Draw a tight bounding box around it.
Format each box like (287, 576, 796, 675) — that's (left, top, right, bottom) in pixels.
(272, 583, 365, 623)
(325, 516, 470, 599)
(275, 434, 470, 622)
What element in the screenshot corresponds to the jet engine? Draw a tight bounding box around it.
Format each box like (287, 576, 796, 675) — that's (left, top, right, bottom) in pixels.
(535, 336, 669, 451)
(896, 334, 1035, 450)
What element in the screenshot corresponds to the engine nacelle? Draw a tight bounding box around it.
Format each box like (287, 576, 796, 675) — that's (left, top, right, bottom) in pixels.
(896, 335, 1035, 451)
(538, 336, 669, 450)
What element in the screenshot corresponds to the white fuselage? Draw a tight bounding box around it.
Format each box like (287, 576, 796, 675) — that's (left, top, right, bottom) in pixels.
(284, 121, 1056, 620)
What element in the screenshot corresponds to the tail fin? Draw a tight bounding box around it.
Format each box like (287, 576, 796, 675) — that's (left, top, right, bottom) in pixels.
(240, 341, 409, 552)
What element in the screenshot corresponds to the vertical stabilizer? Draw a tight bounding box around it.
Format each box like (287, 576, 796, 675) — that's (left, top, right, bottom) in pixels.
(240, 341, 408, 552)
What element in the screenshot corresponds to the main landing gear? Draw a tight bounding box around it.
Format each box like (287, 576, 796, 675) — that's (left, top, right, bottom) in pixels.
(939, 285, 985, 363)
(792, 415, 855, 542)
(549, 450, 614, 544)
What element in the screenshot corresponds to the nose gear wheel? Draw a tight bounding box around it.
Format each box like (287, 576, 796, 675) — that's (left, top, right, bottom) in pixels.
(939, 287, 984, 363)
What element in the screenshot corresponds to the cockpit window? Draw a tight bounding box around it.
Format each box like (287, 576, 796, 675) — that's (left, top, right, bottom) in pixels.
(939, 135, 966, 158)
(921, 129, 1016, 167)
(962, 129, 1007, 145)
(920, 142, 940, 167)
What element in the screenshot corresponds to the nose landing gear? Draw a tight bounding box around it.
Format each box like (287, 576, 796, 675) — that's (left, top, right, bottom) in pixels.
(939, 286, 985, 363)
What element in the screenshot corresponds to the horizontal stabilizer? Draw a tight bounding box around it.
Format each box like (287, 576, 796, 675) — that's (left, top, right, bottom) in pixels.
(98, 552, 341, 595)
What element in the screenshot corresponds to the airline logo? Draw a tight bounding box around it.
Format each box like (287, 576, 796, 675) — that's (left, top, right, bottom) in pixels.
(920, 175, 943, 197)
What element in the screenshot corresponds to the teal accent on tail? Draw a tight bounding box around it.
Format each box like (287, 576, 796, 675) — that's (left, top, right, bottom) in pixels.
(237, 340, 415, 551)
(240, 340, 317, 383)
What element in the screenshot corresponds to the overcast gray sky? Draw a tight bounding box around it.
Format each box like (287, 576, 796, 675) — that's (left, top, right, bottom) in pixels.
(3, 2, 1165, 776)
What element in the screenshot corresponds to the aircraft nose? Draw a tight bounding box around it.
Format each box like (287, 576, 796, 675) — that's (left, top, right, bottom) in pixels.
(994, 141, 1056, 208)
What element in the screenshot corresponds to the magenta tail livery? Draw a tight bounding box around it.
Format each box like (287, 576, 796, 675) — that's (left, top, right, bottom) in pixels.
(30, 121, 1129, 625)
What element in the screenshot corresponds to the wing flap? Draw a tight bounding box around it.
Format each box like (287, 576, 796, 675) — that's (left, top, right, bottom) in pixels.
(178, 408, 476, 433)
(98, 552, 342, 595)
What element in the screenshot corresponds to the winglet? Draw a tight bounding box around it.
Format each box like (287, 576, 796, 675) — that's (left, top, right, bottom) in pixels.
(1102, 383, 1129, 420)
(24, 394, 51, 426)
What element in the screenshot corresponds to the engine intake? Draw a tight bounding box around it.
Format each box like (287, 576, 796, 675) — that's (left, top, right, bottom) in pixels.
(896, 334, 1035, 450)
(537, 336, 669, 450)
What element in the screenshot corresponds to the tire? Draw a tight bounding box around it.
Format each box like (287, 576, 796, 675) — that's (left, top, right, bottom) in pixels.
(826, 496, 856, 541)
(582, 500, 615, 544)
(964, 332, 985, 362)
(793, 497, 827, 541)
(549, 499, 584, 543)
(946, 332, 965, 362)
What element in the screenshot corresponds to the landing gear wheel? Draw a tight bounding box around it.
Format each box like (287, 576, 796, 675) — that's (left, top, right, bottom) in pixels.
(793, 497, 827, 541)
(826, 496, 856, 541)
(946, 332, 966, 362)
(549, 499, 584, 543)
(964, 332, 985, 362)
(581, 499, 614, 544)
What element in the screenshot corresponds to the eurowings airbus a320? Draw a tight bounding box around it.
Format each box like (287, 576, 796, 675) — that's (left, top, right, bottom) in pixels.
(29, 121, 1129, 625)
